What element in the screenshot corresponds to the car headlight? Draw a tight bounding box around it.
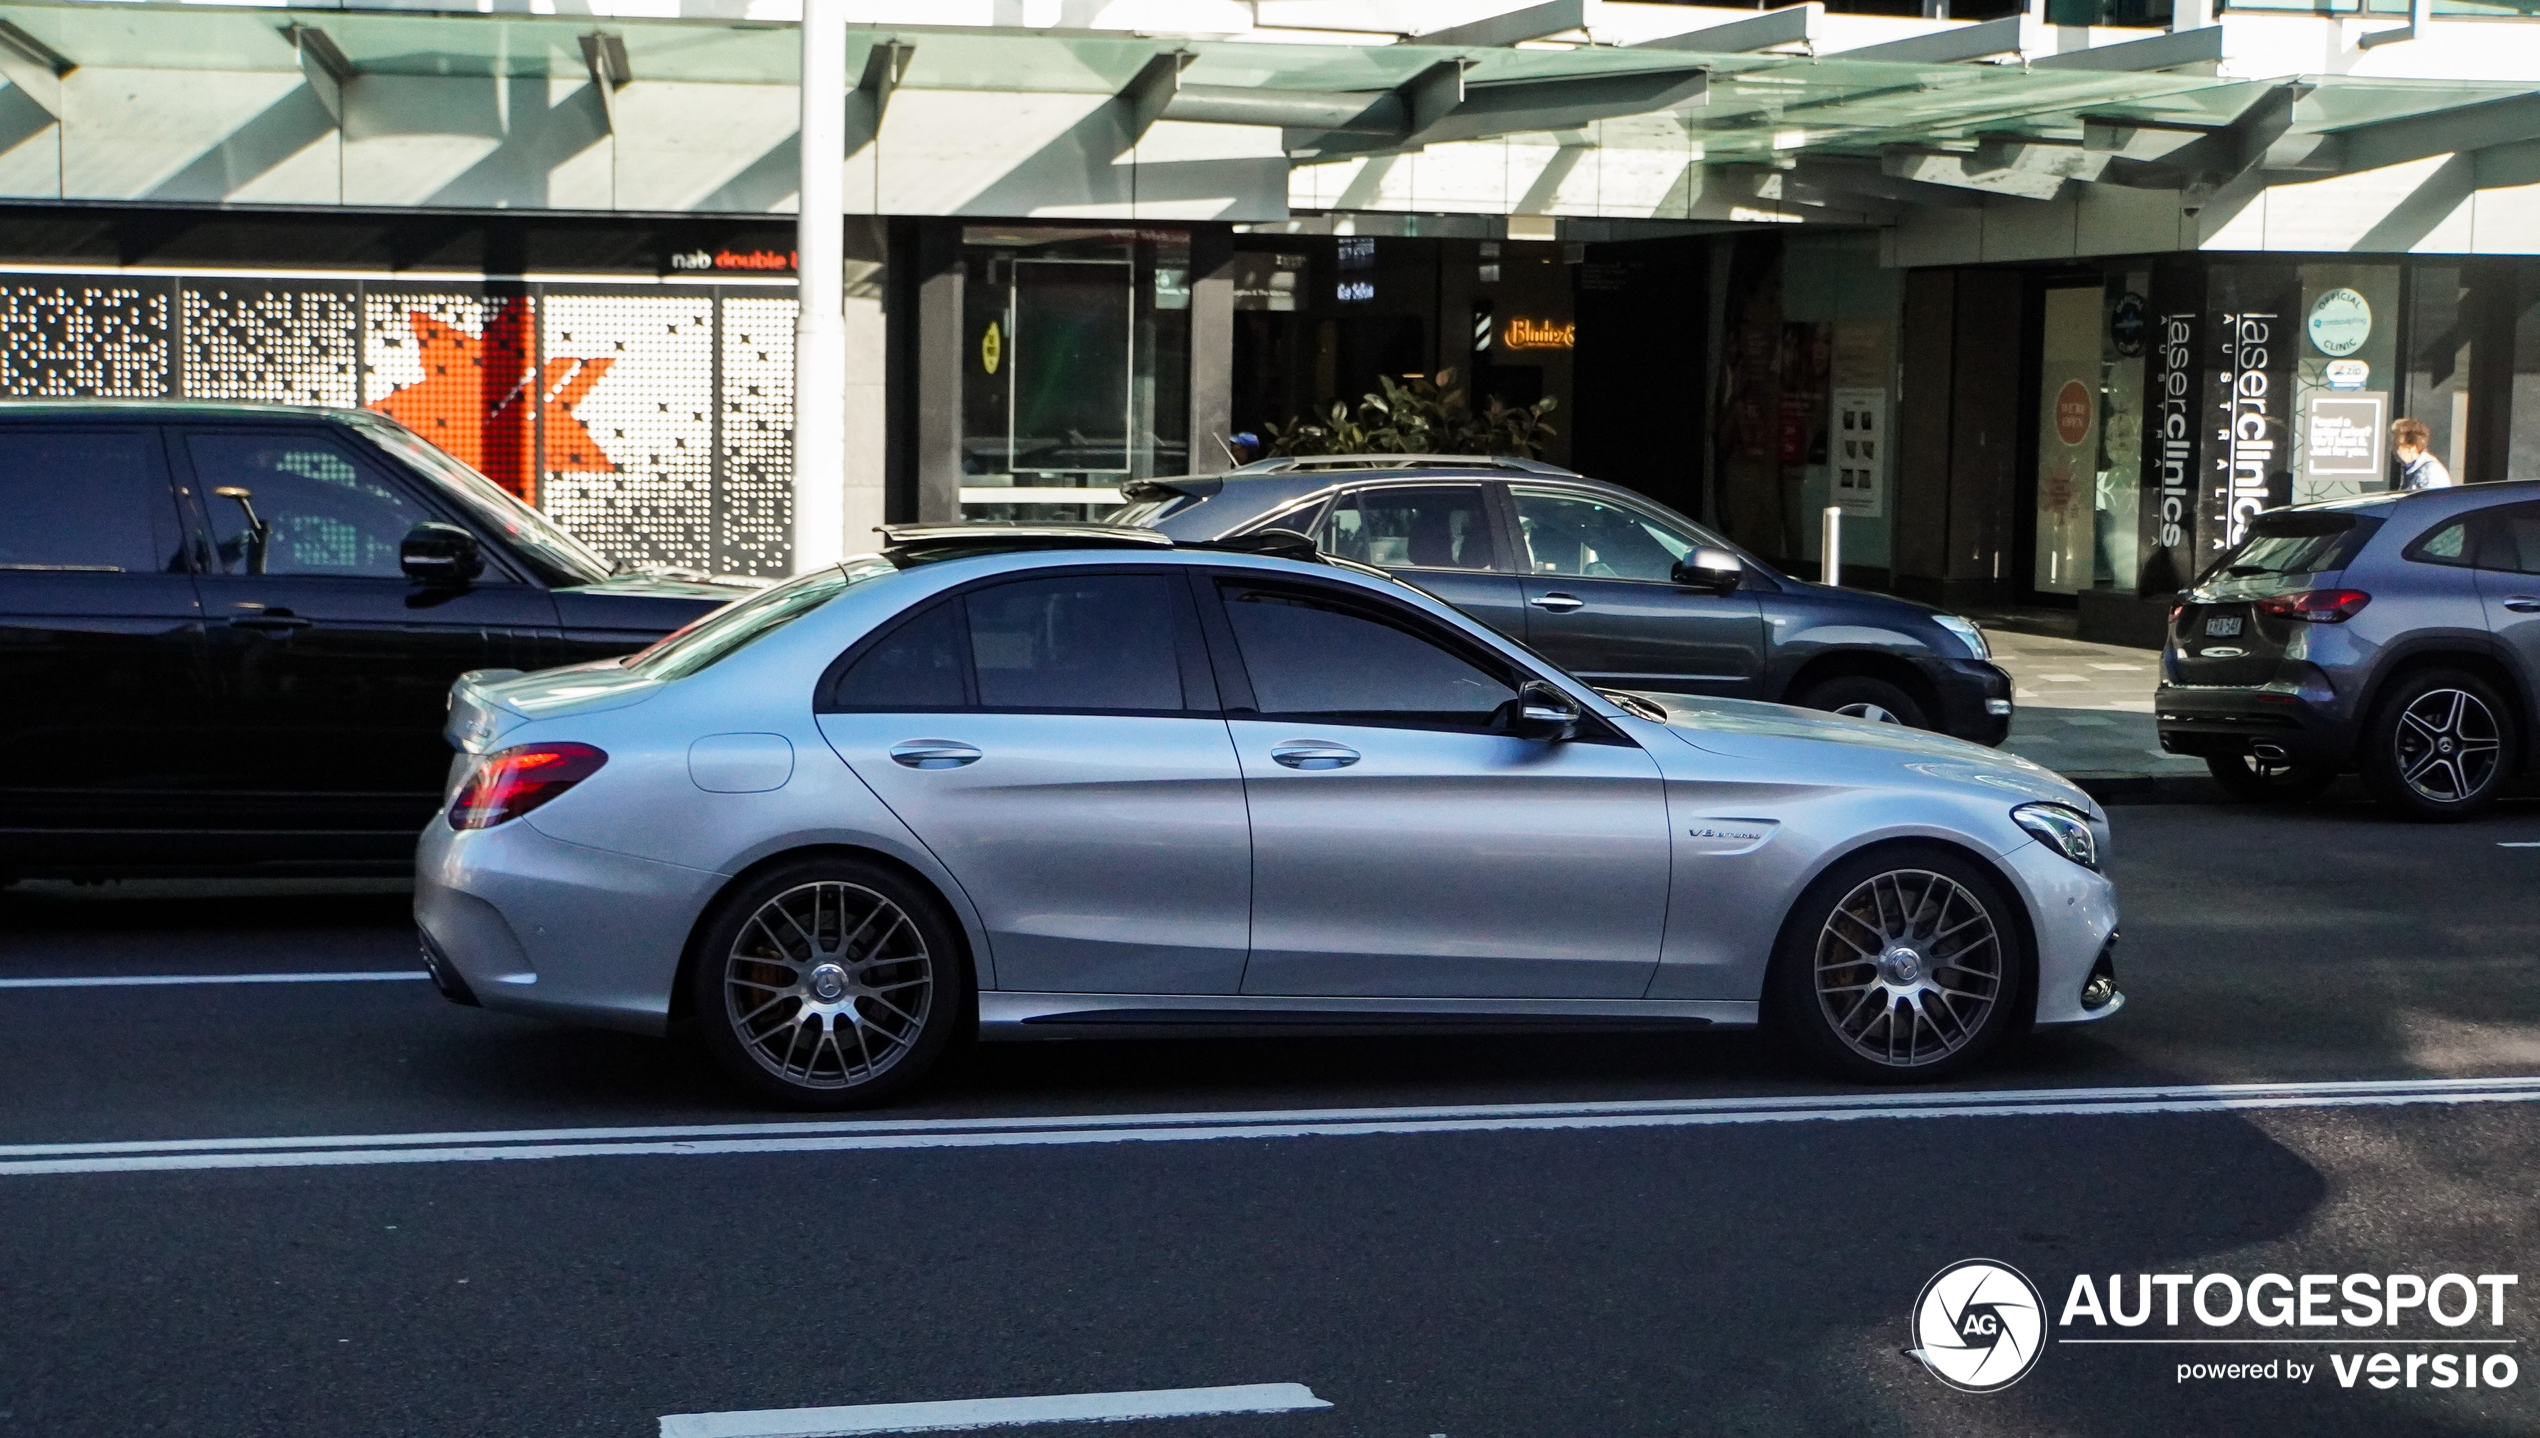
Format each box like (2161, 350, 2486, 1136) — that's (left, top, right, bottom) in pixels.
(2012, 802, 2099, 871)
(1934, 614, 1989, 660)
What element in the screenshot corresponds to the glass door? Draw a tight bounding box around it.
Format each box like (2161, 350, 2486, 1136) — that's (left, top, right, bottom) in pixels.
(2034, 285, 2102, 596)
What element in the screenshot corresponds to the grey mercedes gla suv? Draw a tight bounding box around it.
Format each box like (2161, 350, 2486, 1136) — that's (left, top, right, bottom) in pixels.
(2160, 481, 2540, 818)
(419, 525, 2121, 1108)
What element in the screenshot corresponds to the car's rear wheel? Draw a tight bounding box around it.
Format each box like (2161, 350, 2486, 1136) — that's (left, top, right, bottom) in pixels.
(2204, 753, 2337, 804)
(691, 856, 967, 1109)
(2359, 669, 2514, 821)
(1768, 845, 2028, 1083)
(1798, 674, 1929, 730)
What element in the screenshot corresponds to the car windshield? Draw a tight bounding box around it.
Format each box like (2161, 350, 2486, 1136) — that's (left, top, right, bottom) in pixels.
(343, 413, 616, 587)
(2203, 511, 2383, 582)
(625, 558, 897, 681)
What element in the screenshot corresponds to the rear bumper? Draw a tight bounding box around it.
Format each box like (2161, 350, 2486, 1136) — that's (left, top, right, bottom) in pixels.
(2155, 682, 2355, 767)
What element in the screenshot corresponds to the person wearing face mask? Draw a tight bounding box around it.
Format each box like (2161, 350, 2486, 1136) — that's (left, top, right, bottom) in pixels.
(2392, 417, 2456, 490)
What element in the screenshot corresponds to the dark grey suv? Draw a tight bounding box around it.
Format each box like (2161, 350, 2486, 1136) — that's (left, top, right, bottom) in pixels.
(2159, 480, 2540, 818)
(1114, 455, 2014, 745)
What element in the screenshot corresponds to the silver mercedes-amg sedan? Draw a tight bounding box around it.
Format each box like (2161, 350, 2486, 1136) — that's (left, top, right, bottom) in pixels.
(417, 525, 2121, 1108)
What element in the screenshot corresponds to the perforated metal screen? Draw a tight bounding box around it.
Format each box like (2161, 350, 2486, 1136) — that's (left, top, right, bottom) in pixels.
(0, 273, 798, 577)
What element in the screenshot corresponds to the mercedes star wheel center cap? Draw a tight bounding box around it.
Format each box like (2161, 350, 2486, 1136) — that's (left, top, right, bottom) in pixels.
(1878, 946, 1927, 987)
(809, 963, 849, 1002)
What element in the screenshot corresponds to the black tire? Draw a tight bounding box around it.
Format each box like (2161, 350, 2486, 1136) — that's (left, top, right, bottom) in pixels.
(2358, 668, 2516, 821)
(1797, 674, 1930, 730)
(2204, 753, 2337, 804)
(1767, 844, 2030, 1083)
(690, 855, 969, 1109)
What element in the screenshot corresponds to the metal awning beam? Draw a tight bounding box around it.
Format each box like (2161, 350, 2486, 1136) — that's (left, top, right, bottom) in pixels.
(1411, 0, 1587, 48)
(1828, 16, 2022, 66)
(0, 18, 69, 118)
(579, 30, 629, 133)
(284, 22, 354, 126)
(1632, 3, 1820, 54)
(2030, 25, 2224, 72)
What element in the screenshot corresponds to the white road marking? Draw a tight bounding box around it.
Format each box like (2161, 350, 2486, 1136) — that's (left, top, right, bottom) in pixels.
(659, 1383, 1330, 1437)
(0, 971, 429, 989)
(2498, 842, 2540, 848)
(2087, 663, 2145, 672)
(2038, 673, 2089, 682)
(4, 1076, 2537, 1179)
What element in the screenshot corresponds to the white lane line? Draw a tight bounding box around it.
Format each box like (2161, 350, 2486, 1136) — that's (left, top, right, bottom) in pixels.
(660, 1383, 1330, 1437)
(0, 971, 429, 989)
(4, 1076, 2537, 1178)
(2498, 842, 2540, 848)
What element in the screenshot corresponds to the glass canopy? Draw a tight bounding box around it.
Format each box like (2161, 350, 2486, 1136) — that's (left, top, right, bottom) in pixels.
(0, 3, 2529, 184)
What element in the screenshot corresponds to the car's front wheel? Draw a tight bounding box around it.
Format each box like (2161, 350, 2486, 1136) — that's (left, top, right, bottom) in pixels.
(1797, 674, 1929, 729)
(691, 856, 967, 1109)
(2358, 669, 2515, 821)
(2205, 753, 2337, 804)
(1768, 845, 2028, 1082)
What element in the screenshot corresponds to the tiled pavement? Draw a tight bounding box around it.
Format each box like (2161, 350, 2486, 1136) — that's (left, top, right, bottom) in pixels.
(1980, 625, 2213, 789)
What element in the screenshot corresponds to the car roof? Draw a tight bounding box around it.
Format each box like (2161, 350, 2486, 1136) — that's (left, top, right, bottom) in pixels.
(0, 399, 370, 421)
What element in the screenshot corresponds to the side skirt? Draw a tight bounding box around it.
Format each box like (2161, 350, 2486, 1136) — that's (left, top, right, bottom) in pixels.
(978, 992, 1759, 1041)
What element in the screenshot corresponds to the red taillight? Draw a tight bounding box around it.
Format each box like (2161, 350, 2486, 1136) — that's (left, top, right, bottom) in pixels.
(448, 743, 607, 830)
(2256, 589, 2372, 623)
(2169, 602, 2186, 626)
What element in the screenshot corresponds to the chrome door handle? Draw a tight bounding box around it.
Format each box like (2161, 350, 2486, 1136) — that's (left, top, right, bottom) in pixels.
(1529, 592, 1585, 613)
(1269, 740, 1359, 770)
(2505, 596, 2540, 613)
(226, 612, 312, 632)
(888, 739, 981, 769)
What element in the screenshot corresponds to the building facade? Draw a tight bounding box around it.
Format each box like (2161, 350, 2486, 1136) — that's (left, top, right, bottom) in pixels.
(4, 0, 2540, 641)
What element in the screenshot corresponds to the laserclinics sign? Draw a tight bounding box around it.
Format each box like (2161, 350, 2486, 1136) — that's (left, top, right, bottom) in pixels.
(1909, 1259, 2521, 1394)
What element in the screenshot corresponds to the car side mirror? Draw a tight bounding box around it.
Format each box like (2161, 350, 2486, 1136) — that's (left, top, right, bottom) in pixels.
(401, 521, 483, 587)
(1501, 679, 1581, 742)
(1671, 546, 1743, 595)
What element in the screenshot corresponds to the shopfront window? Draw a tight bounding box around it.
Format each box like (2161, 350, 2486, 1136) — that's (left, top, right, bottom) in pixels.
(959, 226, 1189, 521)
(2034, 285, 2102, 595)
(2293, 264, 2401, 504)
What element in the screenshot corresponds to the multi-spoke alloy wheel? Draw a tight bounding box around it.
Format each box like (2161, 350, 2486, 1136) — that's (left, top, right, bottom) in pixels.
(1812, 869, 2001, 1069)
(1834, 701, 1903, 724)
(693, 860, 961, 1107)
(725, 882, 933, 1088)
(1770, 846, 2026, 1081)
(2392, 688, 2500, 804)
(2361, 669, 2516, 821)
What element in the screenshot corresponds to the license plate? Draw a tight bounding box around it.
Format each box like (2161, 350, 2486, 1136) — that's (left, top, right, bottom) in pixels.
(2204, 616, 2242, 638)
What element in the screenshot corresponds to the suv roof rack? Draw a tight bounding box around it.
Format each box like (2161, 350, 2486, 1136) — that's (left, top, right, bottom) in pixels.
(1224, 453, 1578, 477)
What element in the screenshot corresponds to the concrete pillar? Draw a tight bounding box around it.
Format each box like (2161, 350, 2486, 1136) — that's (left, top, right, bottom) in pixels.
(1186, 226, 1235, 473)
(792, 0, 848, 572)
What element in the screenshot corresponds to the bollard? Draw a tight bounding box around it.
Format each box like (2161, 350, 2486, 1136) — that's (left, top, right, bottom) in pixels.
(1822, 505, 1842, 588)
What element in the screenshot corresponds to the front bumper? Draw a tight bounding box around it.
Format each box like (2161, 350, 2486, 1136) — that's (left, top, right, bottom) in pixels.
(1928, 658, 2015, 747)
(2000, 838, 2122, 1027)
(2155, 682, 2354, 768)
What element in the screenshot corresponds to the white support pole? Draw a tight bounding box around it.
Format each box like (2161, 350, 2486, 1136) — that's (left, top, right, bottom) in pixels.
(1822, 505, 1842, 588)
(792, 0, 849, 574)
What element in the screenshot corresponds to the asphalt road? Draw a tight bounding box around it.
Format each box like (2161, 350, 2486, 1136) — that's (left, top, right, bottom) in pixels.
(3, 796, 2538, 1436)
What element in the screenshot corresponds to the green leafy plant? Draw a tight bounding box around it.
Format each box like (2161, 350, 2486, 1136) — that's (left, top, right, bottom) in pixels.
(1261, 368, 1557, 460)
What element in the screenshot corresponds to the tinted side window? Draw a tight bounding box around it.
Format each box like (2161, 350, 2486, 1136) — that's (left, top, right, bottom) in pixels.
(0, 428, 174, 572)
(1219, 583, 1514, 726)
(2408, 518, 2472, 567)
(1318, 485, 1498, 571)
(185, 432, 431, 578)
(2472, 502, 2540, 575)
(830, 601, 969, 710)
(1513, 487, 1697, 582)
(966, 574, 1183, 711)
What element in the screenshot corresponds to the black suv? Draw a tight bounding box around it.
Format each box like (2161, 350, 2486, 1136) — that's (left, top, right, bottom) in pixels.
(1117, 455, 2013, 743)
(0, 401, 755, 878)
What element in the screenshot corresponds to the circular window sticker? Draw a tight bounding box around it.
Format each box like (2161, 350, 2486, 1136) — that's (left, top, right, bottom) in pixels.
(2054, 379, 2092, 446)
(2308, 288, 2372, 357)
